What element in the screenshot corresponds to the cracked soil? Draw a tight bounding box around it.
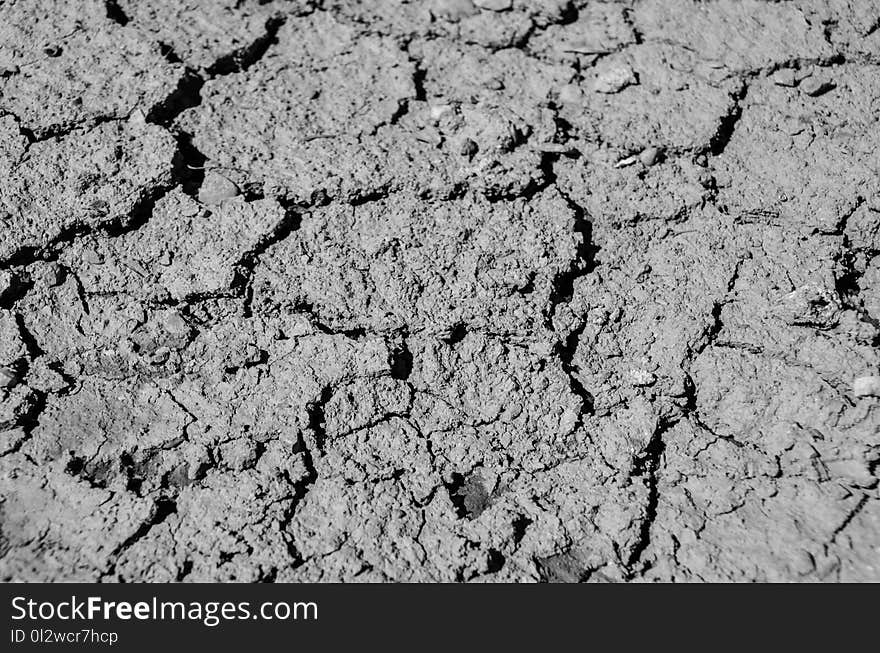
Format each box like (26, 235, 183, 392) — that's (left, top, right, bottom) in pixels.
(1, 0, 879, 582)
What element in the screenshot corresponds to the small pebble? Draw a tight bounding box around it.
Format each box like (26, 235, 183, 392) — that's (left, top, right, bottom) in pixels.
(791, 550, 815, 575)
(128, 108, 147, 125)
(416, 127, 442, 146)
(149, 347, 170, 365)
(698, 171, 716, 189)
(126, 303, 146, 325)
(24, 358, 67, 394)
(639, 146, 662, 167)
(82, 248, 104, 266)
(432, 0, 478, 21)
(43, 262, 64, 286)
(853, 375, 880, 398)
(564, 39, 608, 56)
(534, 142, 574, 154)
(460, 138, 479, 158)
(43, 45, 62, 57)
(593, 64, 638, 94)
(90, 199, 109, 215)
(799, 76, 835, 97)
(0, 367, 19, 388)
(783, 117, 806, 135)
(197, 171, 240, 205)
(771, 68, 798, 87)
(0, 270, 13, 297)
(780, 284, 839, 328)
(483, 76, 504, 91)
(429, 104, 452, 120)
(473, 0, 512, 11)
(163, 310, 189, 335)
(558, 83, 583, 104)
(629, 369, 656, 387)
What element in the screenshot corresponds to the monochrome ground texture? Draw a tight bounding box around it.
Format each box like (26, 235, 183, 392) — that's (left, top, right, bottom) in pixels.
(1, 0, 878, 582)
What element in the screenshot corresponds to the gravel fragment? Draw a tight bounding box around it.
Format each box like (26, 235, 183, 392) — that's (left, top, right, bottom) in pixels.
(799, 75, 836, 97)
(197, 171, 240, 205)
(473, 0, 512, 12)
(0, 270, 14, 298)
(0, 367, 18, 388)
(853, 376, 880, 398)
(771, 68, 798, 87)
(0, 118, 178, 264)
(639, 146, 662, 167)
(592, 64, 638, 94)
(0, 0, 185, 136)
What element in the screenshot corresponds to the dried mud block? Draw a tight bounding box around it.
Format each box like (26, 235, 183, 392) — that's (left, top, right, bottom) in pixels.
(0, 119, 178, 263)
(633, 0, 833, 73)
(555, 151, 709, 225)
(714, 65, 880, 233)
(286, 332, 643, 581)
(59, 189, 289, 302)
(0, 454, 156, 581)
(327, 0, 569, 49)
(116, 0, 314, 71)
(252, 188, 579, 335)
(780, 0, 880, 60)
(528, 2, 637, 64)
(176, 11, 416, 202)
(0, 0, 185, 136)
(179, 11, 574, 201)
(559, 43, 740, 154)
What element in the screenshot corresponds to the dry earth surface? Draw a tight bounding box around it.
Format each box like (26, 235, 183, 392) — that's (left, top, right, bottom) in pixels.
(1, 0, 879, 582)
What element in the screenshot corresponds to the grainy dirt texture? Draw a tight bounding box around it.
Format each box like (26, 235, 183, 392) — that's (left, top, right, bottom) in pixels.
(1, 0, 878, 582)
